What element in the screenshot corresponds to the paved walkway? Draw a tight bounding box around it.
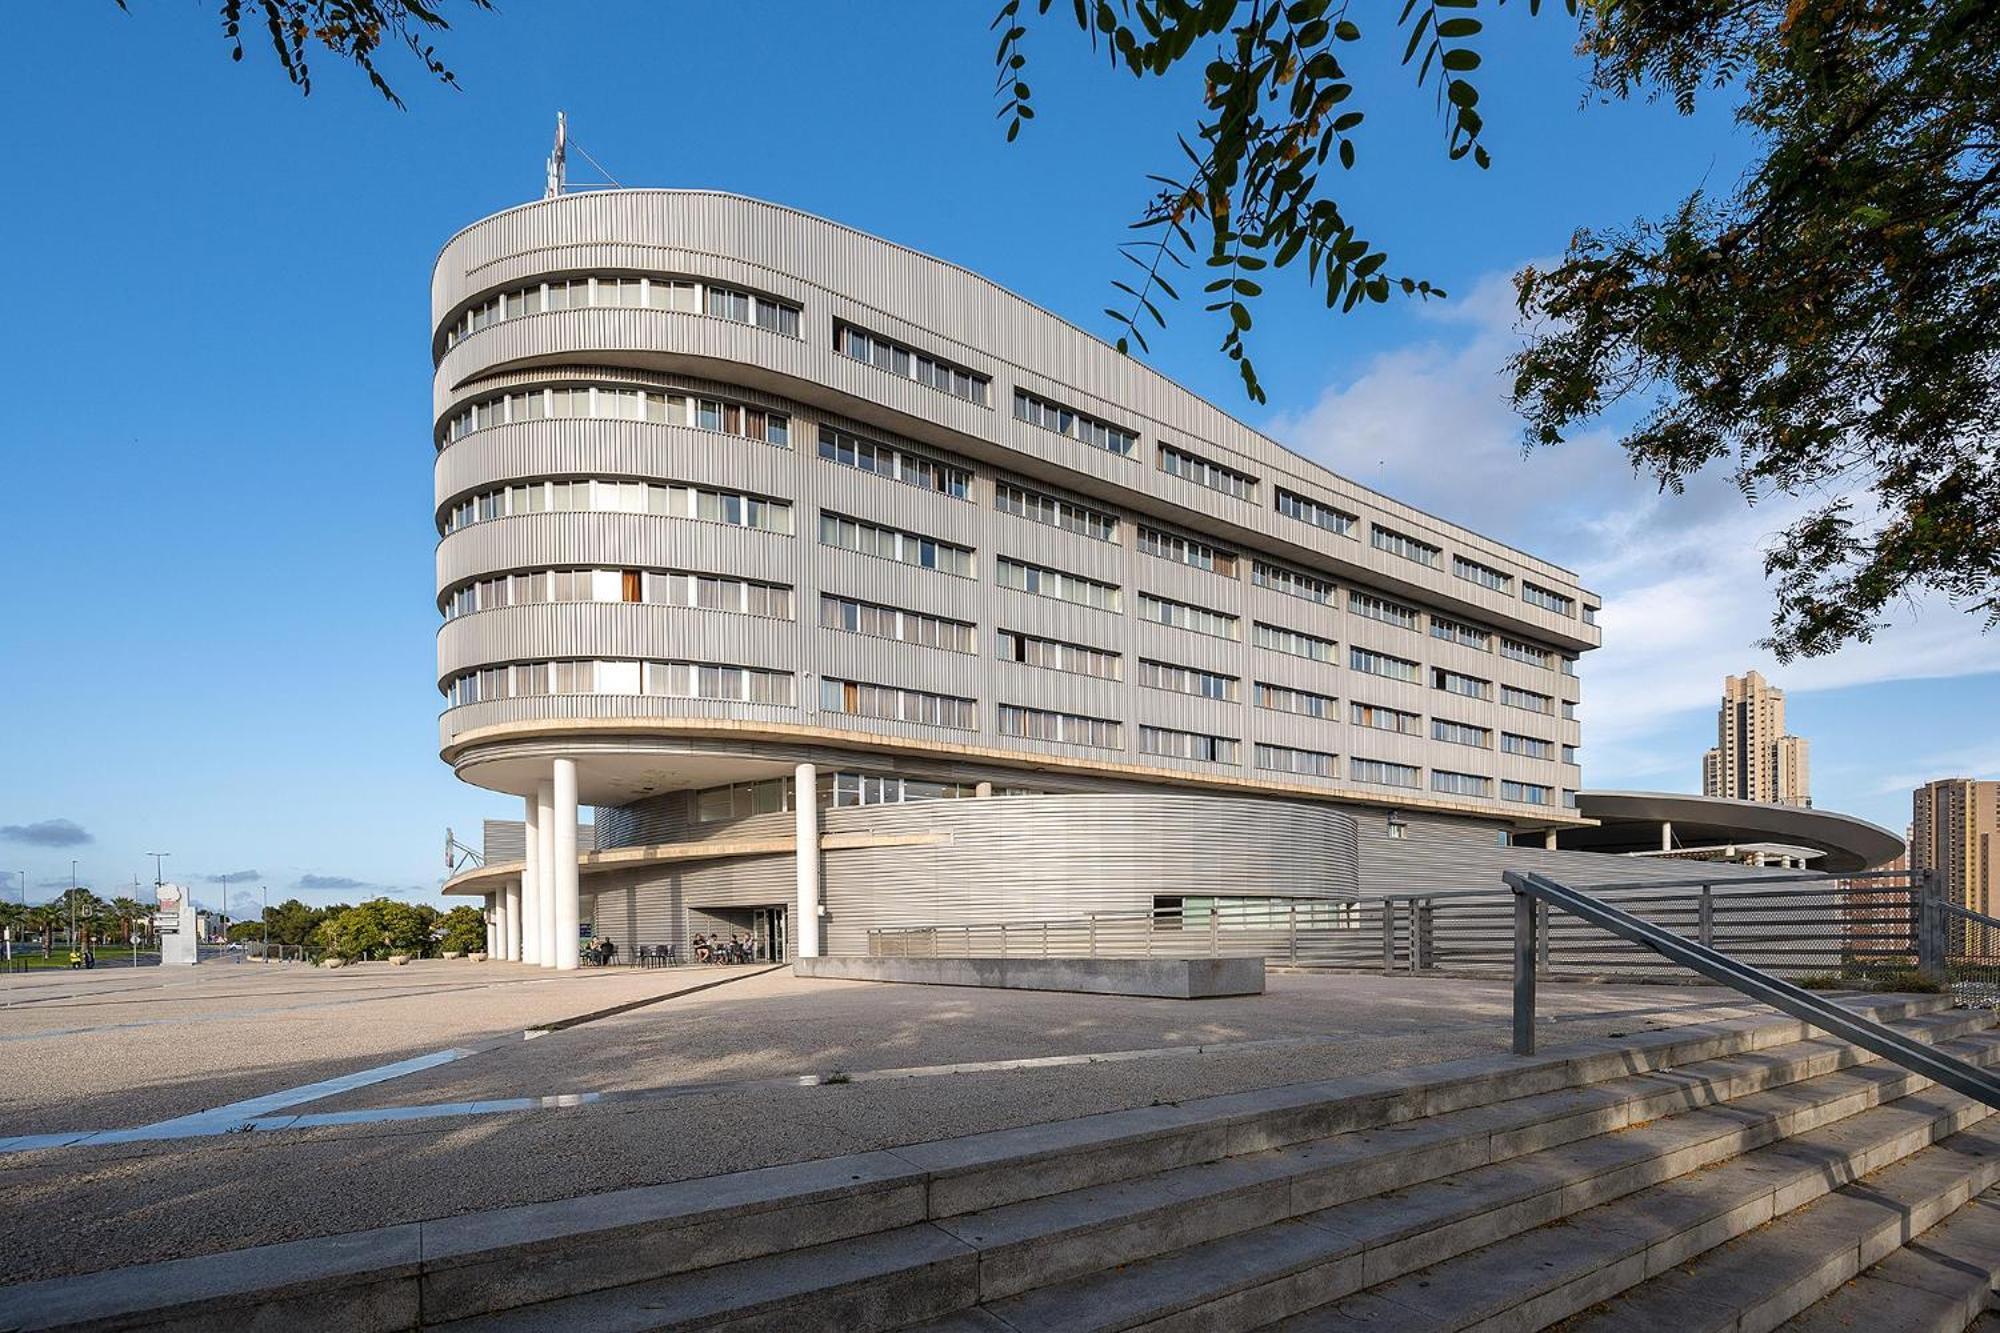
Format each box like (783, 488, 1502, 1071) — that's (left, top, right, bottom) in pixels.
(0, 960, 1769, 1283)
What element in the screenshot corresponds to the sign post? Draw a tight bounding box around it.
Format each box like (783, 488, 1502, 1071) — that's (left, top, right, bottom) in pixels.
(156, 884, 198, 966)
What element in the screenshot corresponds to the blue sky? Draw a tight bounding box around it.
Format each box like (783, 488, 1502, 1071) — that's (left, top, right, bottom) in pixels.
(2, 3, 1993, 914)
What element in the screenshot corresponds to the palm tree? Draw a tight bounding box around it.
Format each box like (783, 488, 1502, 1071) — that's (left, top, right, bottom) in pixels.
(111, 897, 146, 950)
(29, 903, 61, 957)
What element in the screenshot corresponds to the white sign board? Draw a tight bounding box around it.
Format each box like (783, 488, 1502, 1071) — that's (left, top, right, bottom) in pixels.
(157, 884, 199, 965)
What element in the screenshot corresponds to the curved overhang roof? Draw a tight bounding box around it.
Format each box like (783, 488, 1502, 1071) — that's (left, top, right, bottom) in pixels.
(1569, 790, 1905, 875)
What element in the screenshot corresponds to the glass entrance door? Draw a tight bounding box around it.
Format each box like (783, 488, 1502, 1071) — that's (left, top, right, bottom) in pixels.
(753, 907, 788, 963)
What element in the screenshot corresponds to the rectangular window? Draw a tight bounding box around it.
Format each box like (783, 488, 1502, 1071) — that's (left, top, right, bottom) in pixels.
(819, 677, 976, 730)
(1140, 592, 1240, 640)
(997, 557, 1121, 611)
(1429, 614, 1491, 651)
(1501, 732, 1555, 760)
(1432, 718, 1490, 748)
(819, 594, 976, 653)
(1256, 681, 1337, 719)
(1252, 560, 1335, 604)
(817, 426, 971, 499)
(993, 481, 1119, 541)
(1499, 637, 1554, 669)
(1011, 389, 1137, 457)
(703, 284, 801, 337)
(1348, 590, 1420, 631)
(1432, 770, 1492, 798)
(1453, 554, 1512, 593)
(836, 323, 990, 406)
(1255, 743, 1337, 778)
(1502, 780, 1553, 806)
(1351, 757, 1421, 789)
(637, 660, 794, 705)
(1158, 443, 1256, 500)
(1502, 684, 1554, 714)
(819, 512, 975, 577)
(1139, 725, 1238, 765)
(1562, 743, 1579, 765)
(1137, 659, 1238, 701)
(1137, 526, 1238, 578)
(1433, 668, 1491, 700)
(1351, 701, 1421, 735)
(1274, 487, 1356, 536)
(1254, 621, 1337, 664)
(1563, 699, 1578, 721)
(1350, 646, 1421, 683)
(997, 703, 1122, 750)
(1582, 604, 1599, 626)
(1371, 524, 1442, 568)
(1522, 582, 1576, 615)
(998, 630, 1123, 680)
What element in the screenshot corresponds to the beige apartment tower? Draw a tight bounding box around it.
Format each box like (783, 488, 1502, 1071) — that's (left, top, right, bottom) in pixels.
(1701, 670, 1810, 807)
(1912, 779, 1999, 930)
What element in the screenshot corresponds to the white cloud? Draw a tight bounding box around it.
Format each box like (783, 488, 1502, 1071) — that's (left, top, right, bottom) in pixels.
(1265, 265, 2000, 789)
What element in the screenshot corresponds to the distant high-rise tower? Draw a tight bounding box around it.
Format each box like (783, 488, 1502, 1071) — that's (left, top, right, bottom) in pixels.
(1912, 779, 1999, 931)
(1701, 670, 1810, 806)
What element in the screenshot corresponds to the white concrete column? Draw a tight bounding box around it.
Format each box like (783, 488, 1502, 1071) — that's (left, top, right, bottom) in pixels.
(1661, 820, 1674, 852)
(536, 779, 557, 968)
(485, 896, 497, 957)
(503, 878, 522, 961)
(1542, 829, 1558, 850)
(521, 795, 541, 966)
(795, 762, 821, 959)
(553, 757, 580, 971)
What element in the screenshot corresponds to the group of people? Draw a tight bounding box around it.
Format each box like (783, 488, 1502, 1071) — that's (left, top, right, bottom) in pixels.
(585, 937, 619, 966)
(691, 933, 756, 965)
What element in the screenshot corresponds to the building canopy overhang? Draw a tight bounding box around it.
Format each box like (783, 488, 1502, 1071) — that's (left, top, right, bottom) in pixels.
(1562, 790, 1904, 875)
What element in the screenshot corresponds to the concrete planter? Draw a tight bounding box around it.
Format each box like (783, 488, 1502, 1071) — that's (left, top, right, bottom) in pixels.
(442, 951, 462, 960)
(388, 954, 411, 967)
(322, 957, 346, 969)
(468, 952, 487, 962)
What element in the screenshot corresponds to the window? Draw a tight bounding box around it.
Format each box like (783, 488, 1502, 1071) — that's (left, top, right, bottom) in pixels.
(1430, 614, 1491, 651)
(1563, 789, 1579, 809)
(1500, 637, 1554, 669)
(824, 772, 978, 807)
(1350, 646, 1420, 683)
(994, 482, 1118, 542)
(1371, 524, 1441, 568)
(1582, 604, 1599, 626)
(819, 595, 976, 653)
(1255, 621, 1337, 663)
(1140, 592, 1239, 639)
(1351, 702, 1421, 735)
(835, 323, 989, 405)
(1561, 656, 1577, 678)
(819, 512, 975, 577)
(819, 677, 976, 729)
(1256, 681, 1337, 719)
(1502, 732, 1555, 760)
(448, 568, 794, 620)
(1563, 699, 1578, 721)
(1351, 757, 1420, 789)
(998, 704, 1121, 749)
(1158, 443, 1256, 500)
(1432, 719, 1490, 748)
(1562, 744, 1579, 765)
(1433, 668, 1491, 700)
(1522, 582, 1576, 615)
(1432, 770, 1492, 798)
(1138, 527, 1238, 578)
(1012, 389, 1137, 457)
(1252, 560, 1335, 604)
(1255, 743, 1337, 778)
(1140, 725, 1238, 765)
(1502, 780, 1553, 806)
(1274, 488, 1356, 536)
(1138, 659, 1238, 701)
(443, 480, 793, 535)
(445, 658, 792, 707)
(441, 382, 790, 448)
(1452, 555, 1512, 593)
(693, 777, 794, 822)
(1502, 684, 1554, 714)
(1349, 590, 1420, 631)
(998, 557, 1121, 611)
(441, 275, 799, 349)
(817, 426, 970, 499)
(999, 630, 1122, 680)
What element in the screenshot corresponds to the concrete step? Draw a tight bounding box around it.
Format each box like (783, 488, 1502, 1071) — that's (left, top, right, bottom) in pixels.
(976, 1035, 2000, 1333)
(1256, 1088, 1998, 1333)
(1558, 1136, 2000, 1333)
(1781, 1186, 2000, 1333)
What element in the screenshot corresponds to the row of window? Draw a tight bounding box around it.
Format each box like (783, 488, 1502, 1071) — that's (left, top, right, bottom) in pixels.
(444, 479, 792, 535)
(818, 426, 972, 499)
(445, 659, 794, 708)
(442, 383, 791, 447)
(443, 569, 792, 621)
(1013, 389, 1137, 457)
(442, 275, 802, 349)
(1137, 526, 1237, 578)
(1159, 443, 1257, 501)
(995, 481, 1120, 542)
(820, 677, 977, 730)
(836, 323, 991, 405)
(819, 512, 976, 577)
(819, 593, 978, 653)
(688, 772, 997, 823)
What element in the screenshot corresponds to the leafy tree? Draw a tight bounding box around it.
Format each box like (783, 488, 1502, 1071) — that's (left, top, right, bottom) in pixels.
(263, 898, 326, 948)
(439, 905, 486, 954)
(314, 898, 435, 960)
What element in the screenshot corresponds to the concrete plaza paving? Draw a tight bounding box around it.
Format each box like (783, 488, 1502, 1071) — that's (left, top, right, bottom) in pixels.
(0, 958, 1773, 1284)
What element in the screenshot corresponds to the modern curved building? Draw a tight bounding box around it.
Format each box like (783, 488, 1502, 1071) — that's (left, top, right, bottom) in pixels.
(433, 190, 1605, 966)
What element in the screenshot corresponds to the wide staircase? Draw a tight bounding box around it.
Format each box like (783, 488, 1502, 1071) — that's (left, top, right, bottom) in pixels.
(13, 993, 1998, 1332)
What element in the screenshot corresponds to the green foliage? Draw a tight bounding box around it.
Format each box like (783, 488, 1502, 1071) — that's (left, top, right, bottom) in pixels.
(439, 905, 486, 954)
(313, 898, 437, 961)
(1510, 0, 2000, 659)
(113, 0, 493, 108)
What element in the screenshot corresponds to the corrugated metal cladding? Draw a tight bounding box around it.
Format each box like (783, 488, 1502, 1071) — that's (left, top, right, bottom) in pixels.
(434, 190, 1595, 824)
(480, 818, 594, 863)
(575, 791, 1356, 956)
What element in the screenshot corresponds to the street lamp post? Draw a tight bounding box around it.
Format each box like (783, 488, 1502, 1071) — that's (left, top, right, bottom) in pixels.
(261, 884, 268, 961)
(70, 860, 78, 961)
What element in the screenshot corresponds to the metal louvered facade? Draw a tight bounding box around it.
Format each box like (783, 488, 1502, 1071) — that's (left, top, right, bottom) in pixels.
(432, 191, 1599, 837)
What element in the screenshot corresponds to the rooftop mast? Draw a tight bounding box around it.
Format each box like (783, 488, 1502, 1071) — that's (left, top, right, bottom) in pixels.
(544, 110, 566, 200)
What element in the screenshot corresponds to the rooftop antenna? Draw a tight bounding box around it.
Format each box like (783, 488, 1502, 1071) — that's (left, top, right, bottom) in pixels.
(544, 110, 567, 199)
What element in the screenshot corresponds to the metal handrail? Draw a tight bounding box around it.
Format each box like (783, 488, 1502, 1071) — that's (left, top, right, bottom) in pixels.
(1503, 870, 2000, 1111)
